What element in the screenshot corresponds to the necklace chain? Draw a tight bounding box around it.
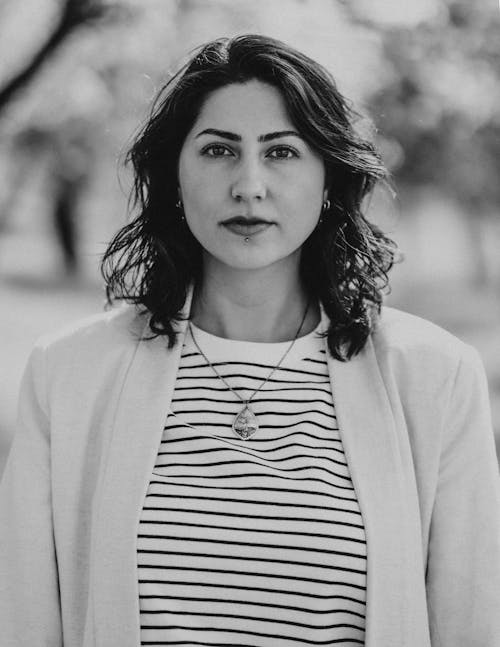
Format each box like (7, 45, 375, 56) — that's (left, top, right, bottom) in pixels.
(188, 301, 309, 440)
(188, 300, 310, 408)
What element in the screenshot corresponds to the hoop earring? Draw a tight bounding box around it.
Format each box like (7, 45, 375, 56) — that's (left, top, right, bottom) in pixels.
(317, 198, 331, 227)
(176, 198, 185, 221)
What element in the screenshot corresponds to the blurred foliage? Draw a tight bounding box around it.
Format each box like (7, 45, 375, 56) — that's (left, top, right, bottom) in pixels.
(1, 0, 498, 213)
(351, 0, 500, 211)
(0, 0, 121, 114)
(0, 0, 386, 277)
(0, 0, 498, 284)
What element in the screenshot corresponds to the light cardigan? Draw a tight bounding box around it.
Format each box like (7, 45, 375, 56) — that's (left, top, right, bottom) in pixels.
(1, 289, 499, 647)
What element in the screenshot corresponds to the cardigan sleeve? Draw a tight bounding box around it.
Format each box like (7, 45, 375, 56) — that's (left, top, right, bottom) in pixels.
(0, 343, 63, 646)
(426, 343, 500, 646)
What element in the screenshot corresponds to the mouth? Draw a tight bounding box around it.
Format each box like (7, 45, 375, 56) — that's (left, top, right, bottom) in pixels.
(221, 216, 274, 237)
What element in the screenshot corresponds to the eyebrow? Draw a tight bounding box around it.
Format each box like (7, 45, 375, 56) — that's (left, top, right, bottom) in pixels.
(195, 128, 302, 143)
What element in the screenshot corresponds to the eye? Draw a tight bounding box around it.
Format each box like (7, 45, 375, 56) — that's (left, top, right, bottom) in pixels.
(201, 144, 234, 158)
(267, 146, 299, 160)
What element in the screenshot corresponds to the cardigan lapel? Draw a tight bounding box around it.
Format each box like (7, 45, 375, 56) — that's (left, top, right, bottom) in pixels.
(324, 308, 425, 646)
(91, 290, 193, 647)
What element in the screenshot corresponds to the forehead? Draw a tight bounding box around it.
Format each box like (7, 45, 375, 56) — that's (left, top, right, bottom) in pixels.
(192, 80, 295, 134)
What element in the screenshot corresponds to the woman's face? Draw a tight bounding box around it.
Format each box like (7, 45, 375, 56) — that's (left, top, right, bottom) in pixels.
(178, 79, 327, 273)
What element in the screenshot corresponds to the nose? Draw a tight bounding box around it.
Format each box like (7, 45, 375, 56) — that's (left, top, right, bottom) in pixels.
(231, 157, 266, 202)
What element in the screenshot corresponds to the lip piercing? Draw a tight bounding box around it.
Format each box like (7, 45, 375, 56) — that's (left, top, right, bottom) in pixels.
(244, 237, 250, 243)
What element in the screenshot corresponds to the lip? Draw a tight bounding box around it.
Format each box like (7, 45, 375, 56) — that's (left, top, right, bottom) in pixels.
(221, 215, 274, 237)
(222, 215, 273, 225)
(222, 221, 273, 237)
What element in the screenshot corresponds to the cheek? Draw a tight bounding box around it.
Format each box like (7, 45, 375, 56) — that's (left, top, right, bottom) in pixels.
(179, 156, 223, 211)
(178, 152, 198, 198)
(282, 157, 325, 204)
(285, 175, 324, 221)
(178, 158, 223, 241)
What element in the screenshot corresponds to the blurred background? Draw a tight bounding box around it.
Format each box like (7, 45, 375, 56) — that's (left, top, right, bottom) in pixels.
(1, 0, 499, 474)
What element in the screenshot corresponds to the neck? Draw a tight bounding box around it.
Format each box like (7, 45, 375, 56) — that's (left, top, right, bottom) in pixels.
(190, 255, 320, 343)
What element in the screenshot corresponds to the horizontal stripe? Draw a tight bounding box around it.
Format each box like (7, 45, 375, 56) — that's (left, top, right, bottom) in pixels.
(156, 442, 347, 458)
(147, 480, 360, 503)
(139, 624, 364, 645)
(138, 579, 365, 602)
(138, 536, 365, 563)
(142, 495, 361, 515)
(141, 612, 364, 630)
(139, 592, 365, 610)
(150, 471, 356, 491)
(178, 359, 328, 377)
(171, 395, 335, 406)
(138, 546, 366, 562)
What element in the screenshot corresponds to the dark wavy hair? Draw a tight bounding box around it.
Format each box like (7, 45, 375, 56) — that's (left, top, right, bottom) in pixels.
(101, 34, 399, 361)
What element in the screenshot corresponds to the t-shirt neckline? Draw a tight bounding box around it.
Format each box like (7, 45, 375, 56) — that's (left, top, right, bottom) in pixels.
(188, 318, 324, 347)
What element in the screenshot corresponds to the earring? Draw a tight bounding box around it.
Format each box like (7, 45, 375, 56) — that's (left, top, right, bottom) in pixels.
(317, 198, 331, 226)
(176, 198, 185, 221)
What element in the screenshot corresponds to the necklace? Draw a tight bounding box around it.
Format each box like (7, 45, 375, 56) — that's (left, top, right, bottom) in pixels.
(188, 300, 310, 441)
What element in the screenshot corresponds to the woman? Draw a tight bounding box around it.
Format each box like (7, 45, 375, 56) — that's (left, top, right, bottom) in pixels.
(1, 34, 499, 647)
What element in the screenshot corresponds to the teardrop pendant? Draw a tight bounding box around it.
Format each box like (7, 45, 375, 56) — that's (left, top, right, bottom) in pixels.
(232, 404, 259, 440)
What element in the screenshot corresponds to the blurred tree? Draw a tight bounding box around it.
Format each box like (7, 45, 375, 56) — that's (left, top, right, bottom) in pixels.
(0, 0, 116, 115)
(0, 0, 125, 276)
(349, 0, 500, 284)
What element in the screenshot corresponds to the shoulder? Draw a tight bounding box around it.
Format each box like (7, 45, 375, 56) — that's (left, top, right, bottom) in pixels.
(22, 304, 156, 400)
(374, 306, 464, 352)
(371, 305, 478, 374)
(368, 308, 488, 430)
(33, 303, 147, 361)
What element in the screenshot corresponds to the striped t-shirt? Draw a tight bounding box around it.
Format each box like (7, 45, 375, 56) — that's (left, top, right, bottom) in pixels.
(138, 320, 367, 646)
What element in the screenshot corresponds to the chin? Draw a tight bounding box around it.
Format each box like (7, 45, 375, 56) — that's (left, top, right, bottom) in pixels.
(212, 244, 297, 273)
(223, 254, 275, 272)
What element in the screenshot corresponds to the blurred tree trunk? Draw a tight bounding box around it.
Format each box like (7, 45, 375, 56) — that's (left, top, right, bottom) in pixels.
(0, 0, 112, 115)
(464, 212, 492, 288)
